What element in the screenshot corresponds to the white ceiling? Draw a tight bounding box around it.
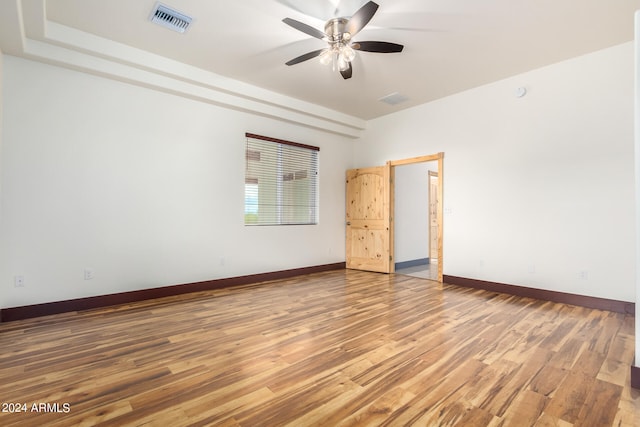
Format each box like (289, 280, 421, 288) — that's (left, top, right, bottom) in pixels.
(2, 0, 640, 122)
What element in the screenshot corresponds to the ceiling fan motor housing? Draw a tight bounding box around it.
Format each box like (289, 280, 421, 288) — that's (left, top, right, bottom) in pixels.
(325, 18, 350, 43)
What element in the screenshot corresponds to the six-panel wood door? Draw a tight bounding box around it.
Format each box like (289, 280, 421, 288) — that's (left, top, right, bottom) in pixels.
(345, 166, 392, 273)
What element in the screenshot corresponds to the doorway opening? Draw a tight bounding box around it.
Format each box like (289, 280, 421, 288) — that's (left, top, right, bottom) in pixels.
(389, 153, 444, 282)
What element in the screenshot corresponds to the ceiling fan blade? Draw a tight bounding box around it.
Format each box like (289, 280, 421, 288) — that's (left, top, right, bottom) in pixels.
(282, 18, 326, 40)
(345, 1, 379, 37)
(286, 49, 326, 66)
(353, 41, 404, 53)
(340, 62, 353, 80)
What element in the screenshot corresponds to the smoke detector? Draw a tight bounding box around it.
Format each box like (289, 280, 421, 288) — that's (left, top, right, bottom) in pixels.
(150, 3, 192, 33)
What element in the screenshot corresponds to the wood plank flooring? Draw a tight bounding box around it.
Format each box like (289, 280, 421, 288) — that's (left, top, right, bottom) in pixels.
(0, 270, 638, 426)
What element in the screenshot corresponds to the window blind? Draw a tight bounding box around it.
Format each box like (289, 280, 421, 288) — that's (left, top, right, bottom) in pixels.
(244, 133, 319, 226)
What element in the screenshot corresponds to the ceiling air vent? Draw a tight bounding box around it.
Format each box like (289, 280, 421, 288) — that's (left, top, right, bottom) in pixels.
(150, 3, 192, 33)
(379, 92, 409, 106)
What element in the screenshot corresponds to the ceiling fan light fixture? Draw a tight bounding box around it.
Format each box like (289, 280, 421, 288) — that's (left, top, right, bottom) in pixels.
(319, 49, 333, 65)
(338, 54, 350, 71)
(341, 44, 356, 62)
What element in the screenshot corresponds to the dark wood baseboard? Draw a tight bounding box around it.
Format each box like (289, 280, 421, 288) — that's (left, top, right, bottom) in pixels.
(443, 275, 635, 315)
(0, 262, 346, 322)
(632, 361, 640, 390)
(632, 362, 640, 390)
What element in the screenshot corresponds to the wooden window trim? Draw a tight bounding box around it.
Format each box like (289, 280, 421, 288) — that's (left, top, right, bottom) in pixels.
(245, 133, 320, 152)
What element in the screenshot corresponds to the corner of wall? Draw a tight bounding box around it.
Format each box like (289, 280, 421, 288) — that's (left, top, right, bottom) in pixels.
(0, 49, 5, 310)
(634, 10, 640, 379)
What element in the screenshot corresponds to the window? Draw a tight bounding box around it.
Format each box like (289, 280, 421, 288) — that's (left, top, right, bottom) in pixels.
(244, 133, 319, 226)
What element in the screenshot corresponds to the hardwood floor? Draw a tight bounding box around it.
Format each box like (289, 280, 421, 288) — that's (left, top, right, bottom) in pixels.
(0, 270, 638, 426)
(395, 263, 439, 281)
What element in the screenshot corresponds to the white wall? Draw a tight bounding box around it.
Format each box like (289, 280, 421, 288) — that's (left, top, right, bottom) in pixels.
(1, 42, 635, 309)
(356, 42, 636, 302)
(394, 162, 434, 263)
(0, 55, 353, 308)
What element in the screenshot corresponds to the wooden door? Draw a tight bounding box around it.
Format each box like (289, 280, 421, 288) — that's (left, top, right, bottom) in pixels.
(429, 171, 439, 261)
(345, 165, 393, 273)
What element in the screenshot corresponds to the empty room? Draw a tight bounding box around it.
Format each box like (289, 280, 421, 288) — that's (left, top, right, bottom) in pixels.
(1, 0, 640, 425)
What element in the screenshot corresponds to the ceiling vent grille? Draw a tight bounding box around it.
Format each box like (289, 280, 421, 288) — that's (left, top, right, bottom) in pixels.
(379, 92, 409, 106)
(150, 3, 192, 33)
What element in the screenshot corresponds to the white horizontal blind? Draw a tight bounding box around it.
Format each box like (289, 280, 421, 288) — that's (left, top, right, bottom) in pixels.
(245, 133, 319, 226)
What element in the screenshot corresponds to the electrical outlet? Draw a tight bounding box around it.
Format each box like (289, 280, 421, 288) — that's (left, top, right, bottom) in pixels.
(84, 268, 94, 280)
(14, 276, 25, 287)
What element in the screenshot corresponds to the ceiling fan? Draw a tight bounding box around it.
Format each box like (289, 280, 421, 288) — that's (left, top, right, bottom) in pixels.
(283, 1, 404, 80)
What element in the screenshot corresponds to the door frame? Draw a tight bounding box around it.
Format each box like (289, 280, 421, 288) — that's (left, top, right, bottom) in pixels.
(388, 153, 444, 282)
(428, 170, 439, 262)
